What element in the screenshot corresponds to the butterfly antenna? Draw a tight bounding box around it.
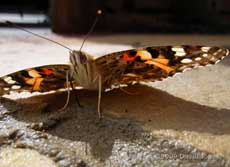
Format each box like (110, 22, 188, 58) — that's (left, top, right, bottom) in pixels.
(79, 9, 102, 52)
(5, 21, 73, 52)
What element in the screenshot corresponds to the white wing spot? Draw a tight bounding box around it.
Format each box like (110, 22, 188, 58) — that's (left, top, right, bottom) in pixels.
(172, 47, 186, 57)
(58, 88, 67, 92)
(172, 47, 184, 52)
(3, 88, 10, 91)
(175, 52, 186, 57)
(11, 85, 21, 90)
(202, 53, 208, 57)
(4, 76, 16, 84)
(7, 80, 16, 84)
(181, 58, 193, 64)
(226, 49, 229, 56)
(137, 50, 152, 60)
(201, 47, 211, 52)
(4, 76, 12, 82)
(195, 57, 202, 61)
(215, 60, 220, 64)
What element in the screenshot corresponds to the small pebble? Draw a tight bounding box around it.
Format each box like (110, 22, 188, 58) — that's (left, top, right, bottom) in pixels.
(58, 159, 71, 167)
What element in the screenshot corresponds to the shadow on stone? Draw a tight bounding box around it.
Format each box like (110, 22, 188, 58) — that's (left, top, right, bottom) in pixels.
(1, 84, 230, 160)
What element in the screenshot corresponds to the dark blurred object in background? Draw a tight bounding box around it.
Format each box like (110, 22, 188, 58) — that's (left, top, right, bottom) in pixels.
(0, 0, 49, 26)
(1, 0, 230, 33)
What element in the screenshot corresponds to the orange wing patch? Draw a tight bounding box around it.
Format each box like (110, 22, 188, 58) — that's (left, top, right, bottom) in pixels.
(25, 77, 44, 91)
(152, 58, 169, 65)
(42, 68, 54, 75)
(136, 50, 152, 60)
(120, 50, 174, 73)
(25, 69, 45, 91)
(28, 69, 42, 78)
(121, 53, 137, 62)
(121, 50, 153, 62)
(145, 60, 174, 73)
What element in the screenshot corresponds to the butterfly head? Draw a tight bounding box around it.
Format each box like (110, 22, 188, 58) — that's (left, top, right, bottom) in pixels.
(69, 50, 94, 65)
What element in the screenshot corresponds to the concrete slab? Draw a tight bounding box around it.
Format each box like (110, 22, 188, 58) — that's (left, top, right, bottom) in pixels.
(0, 28, 230, 166)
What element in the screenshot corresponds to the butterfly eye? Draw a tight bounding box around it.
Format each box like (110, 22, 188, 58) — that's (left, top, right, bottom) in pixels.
(70, 51, 88, 65)
(79, 52, 88, 64)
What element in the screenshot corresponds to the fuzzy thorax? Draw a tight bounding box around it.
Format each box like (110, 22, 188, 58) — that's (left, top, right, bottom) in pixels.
(69, 50, 100, 90)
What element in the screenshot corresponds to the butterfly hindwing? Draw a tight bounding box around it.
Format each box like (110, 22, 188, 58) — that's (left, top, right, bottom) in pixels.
(95, 46, 229, 87)
(0, 64, 72, 95)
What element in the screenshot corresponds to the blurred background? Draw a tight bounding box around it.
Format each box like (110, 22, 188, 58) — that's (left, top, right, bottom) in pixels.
(0, 0, 230, 34)
(1, 1, 230, 167)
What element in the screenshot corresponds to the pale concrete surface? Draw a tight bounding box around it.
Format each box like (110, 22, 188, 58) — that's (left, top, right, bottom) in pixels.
(0, 148, 57, 167)
(0, 28, 230, 166)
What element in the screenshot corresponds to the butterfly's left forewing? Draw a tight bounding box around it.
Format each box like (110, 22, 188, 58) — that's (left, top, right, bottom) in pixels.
(95, 46, 229, 88)
(0, 64, 74, 95)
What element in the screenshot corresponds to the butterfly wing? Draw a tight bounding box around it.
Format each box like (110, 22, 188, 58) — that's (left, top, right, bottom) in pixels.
(95, 46, 229, 88)
(0, 64, 73, 95)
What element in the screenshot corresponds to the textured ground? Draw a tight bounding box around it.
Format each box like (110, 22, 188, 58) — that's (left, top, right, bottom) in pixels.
(0, 28, 230, 166)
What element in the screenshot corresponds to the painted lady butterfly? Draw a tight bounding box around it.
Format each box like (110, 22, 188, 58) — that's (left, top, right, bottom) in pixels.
(0, 45, 229, 118)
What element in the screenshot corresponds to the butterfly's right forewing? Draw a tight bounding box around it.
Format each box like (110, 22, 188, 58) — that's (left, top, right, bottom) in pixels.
(95, 46, 229, 88)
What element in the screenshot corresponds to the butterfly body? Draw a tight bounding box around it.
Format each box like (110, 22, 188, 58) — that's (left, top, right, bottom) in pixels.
(69, 51, 100, 90)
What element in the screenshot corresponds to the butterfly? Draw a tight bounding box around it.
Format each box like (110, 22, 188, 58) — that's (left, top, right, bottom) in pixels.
(0, 45, 229, 118)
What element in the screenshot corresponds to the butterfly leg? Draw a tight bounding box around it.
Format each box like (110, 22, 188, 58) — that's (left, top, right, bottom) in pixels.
(59, 70, 71, 111)
(70, 80, 83, 108)
(60, 71, 83, 111)
(41, 71, 74, 129)
(97, 75, 102, 119)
